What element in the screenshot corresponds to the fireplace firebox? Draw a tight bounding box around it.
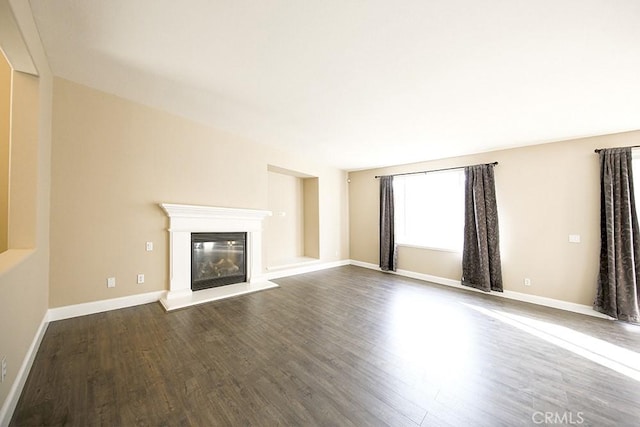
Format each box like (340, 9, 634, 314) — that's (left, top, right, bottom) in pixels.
(191, 232, 247, 291)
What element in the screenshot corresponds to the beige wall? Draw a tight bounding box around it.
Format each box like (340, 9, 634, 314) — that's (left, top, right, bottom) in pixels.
(0, 0, 52, 416)
(9, 71, 38, 249)
(349, 130, 640, 306)
(265, 171, 304, 266)
(303, 177, 320, 258)
(50, 77, 349, 307)
(0, 50, 9, 252)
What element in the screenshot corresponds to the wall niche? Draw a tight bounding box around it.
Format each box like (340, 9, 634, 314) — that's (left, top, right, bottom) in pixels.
(264, 165, 319, 269)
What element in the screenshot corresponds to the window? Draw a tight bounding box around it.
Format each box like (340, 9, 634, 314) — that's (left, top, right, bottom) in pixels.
(394, 169, 465, 252)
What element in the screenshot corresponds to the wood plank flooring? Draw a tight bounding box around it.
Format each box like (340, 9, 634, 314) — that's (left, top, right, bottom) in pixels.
(11, 266, 640, 426)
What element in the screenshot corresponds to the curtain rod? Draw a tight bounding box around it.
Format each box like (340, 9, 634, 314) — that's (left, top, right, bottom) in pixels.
(594, 145, 640, 153)
(374, 162, 498, 179)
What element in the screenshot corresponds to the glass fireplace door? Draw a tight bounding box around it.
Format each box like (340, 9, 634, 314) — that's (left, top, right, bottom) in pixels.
(191, 232, 247, 291)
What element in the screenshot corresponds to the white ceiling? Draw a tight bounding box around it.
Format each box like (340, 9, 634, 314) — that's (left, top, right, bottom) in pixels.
(29, 0, 640, 170)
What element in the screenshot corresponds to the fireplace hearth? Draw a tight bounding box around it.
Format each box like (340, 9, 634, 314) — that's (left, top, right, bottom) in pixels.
(192, 232, 247, 291)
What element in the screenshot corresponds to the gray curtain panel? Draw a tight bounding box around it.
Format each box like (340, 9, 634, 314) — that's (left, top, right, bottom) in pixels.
(594, 148, 640, 323)
(379, 175, 397, 272)
(462, 164, 503, 292)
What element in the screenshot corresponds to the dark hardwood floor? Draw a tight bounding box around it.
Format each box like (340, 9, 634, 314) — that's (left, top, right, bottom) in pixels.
(11, 266, 640, 426)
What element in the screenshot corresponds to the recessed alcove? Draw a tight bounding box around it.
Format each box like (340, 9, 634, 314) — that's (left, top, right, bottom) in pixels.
(265, 165, 320, 270)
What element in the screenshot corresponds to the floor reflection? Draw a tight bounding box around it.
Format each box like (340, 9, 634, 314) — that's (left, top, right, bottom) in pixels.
(464, 303, 640, 381)
(387, 289, 474, 382)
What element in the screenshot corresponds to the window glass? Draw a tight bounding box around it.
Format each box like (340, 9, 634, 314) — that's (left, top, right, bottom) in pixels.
(394, 169, 465, 252)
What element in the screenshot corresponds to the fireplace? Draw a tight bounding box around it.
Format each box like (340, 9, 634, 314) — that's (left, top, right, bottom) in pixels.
(192, 232, 246, 291)
(159, 203, 276, 311)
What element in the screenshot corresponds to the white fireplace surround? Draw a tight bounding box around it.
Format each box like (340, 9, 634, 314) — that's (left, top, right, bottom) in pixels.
(159, 203, 276, 311)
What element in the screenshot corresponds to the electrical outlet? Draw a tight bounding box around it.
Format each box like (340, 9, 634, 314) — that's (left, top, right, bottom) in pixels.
(524, 278, 531, 286)
(1, 356, 6, 383)
(146, 241, 153, 251)
(107, 277, 116, 288)
(137, 274, 145, 284)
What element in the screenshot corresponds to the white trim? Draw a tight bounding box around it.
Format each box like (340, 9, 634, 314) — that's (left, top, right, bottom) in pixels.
(43, 260, 350, 317)
(45, 260, 350, 319)
(47, 291, 165, 322)
(159, 204, 271, 223)
(160, 260, 351, 309)
(265, 259, 351, 280)
(0, 313, 48, 427)
(348, 259, 381, 270)
(396, 243, 461, 253)
(0, 261, 613, 425)
(0, 260, 344, 424)
(349, 260, 613, 320)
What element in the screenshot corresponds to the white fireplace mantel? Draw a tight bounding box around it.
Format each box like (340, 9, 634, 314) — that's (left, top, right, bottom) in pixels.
(159, 203, 276, 311)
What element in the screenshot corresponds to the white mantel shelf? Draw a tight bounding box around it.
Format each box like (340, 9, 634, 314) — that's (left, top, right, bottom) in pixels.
(160, 203, 272, 231)
(159, 203, 275, 311)
(160, 203, 272, 221)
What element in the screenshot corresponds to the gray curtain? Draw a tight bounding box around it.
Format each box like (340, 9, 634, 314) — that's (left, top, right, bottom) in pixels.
(462, 164, 503, 292)
(379, 175, 397, 271)
(594, 148, 640, 323)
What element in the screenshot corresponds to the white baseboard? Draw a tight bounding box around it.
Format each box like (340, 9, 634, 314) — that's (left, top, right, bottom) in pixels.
(500, 290, 612, 319)
(0, 313, 48, 427)
(47, 260, 352, 321)
(47, 291, 165, 322)
(1, 260, 610, 425)
(2, 260, 357, 424)
(47, 260, 353, 321)
(265, 259, 351, 280)
(2, 291, 165, 425)
(349, 260, 612, 320)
